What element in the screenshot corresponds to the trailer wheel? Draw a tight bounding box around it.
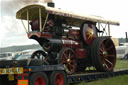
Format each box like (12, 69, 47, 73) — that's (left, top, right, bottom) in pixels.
(91, 37, 116, 72)
(49, 71, 66, 85)
(31, 50, 49, 64)
(29, 72, 48, 85)
(58, 48, 77, 74)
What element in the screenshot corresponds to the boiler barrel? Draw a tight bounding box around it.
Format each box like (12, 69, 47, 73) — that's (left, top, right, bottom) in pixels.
(43, 38, 82, 52)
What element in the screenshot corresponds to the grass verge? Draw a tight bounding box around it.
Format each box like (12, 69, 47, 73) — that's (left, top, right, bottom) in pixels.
(75, 75, 128, 85)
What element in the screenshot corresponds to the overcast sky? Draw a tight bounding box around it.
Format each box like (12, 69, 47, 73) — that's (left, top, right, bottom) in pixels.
(0, 0, 128, 48)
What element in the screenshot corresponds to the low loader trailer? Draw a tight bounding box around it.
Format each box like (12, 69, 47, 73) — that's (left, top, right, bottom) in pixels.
(0, 59, 128, 85)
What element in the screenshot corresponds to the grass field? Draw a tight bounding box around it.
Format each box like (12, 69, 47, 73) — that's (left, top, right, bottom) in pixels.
(114, 59, 128, 70)
(75, 75, 128, 85)
(73, 59, 128, 85)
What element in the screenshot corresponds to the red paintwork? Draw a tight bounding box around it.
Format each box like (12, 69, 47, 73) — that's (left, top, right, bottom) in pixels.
(75, 48, 87, 59)
(62, 39, 82, 48)
(27, 32, 41, 38)
(55, 73, 64, 85)
(18, 73, 29, 80)
(27, 32, 52, 39)
(41, 32, 52, 38)
(35, 76, 45, 85)
(68, 29, 80, 39)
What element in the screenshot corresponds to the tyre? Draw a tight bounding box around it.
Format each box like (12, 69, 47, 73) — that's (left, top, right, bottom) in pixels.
(91, 37, 116, 72)
(29, 72, 48, 85)
(58, 48, 77, 74)
(49, 71, 66, 85)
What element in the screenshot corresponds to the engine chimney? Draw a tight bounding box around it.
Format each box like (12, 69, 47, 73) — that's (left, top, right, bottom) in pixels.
(126, 32, 128, 42)
(47, 2, 55, 7)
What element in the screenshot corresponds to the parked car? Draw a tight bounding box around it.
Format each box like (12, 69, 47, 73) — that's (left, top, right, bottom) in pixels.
(116, 43, 128, 59)
(13, 49, 48, 61)
(0, 52, 14, 60)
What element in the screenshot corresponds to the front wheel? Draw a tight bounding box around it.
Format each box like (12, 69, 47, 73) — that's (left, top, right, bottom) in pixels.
(58, 48, 77, 74)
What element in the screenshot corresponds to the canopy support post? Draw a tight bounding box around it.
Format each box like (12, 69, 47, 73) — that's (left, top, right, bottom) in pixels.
(27, 10, 29, 32)
(98, 23, 101, 36)
(39, 8, 42, 32)
(42, 13, 49, 32)
(21, 20, 27, 33)
(108, 24, 110, 36)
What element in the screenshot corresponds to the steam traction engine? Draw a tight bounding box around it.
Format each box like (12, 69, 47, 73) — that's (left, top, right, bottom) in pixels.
(16, 3, 120, 74)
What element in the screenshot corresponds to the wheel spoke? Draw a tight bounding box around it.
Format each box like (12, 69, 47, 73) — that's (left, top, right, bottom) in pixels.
(105, 59, 113, 65)
(70, 55, 74, 59)
(63, 53, 68, 59)
(69, 64, 73, 69)
(68, 53, 71, 58)
(36, 54, 40, 59)
(100, 48, 103, 52)
(68, 64, 73, 71)
(107, 54, 115, 57)
(104, 63, 109, 69)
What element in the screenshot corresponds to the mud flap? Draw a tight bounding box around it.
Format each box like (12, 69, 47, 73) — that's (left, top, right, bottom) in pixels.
(18, 80, 28, 85)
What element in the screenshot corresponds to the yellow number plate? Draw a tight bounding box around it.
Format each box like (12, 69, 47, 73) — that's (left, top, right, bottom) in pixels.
(0, 67, 23, 75)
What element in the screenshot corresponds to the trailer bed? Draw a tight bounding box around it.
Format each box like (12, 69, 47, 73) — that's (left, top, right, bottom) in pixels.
(67, 69, 128, 84)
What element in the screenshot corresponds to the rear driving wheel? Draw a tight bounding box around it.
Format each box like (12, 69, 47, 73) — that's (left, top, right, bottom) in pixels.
(91, 37, 116, 72)
(58, 48, 77, 74)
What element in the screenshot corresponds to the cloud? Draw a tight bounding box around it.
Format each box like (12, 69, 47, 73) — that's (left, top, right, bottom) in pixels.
(0, 0, 53, 47)
(0, 16, 38, 47)
(1, 0, 52, 16)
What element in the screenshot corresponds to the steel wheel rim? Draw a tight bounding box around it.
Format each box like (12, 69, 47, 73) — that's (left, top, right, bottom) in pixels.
(99, 39, 116, 70)
(55, 73, 64, 85)
(82, 24, 97, 45)
(35, 76, 45, 85)
(32, 51, 44, 59)
(31, 51, 48, 64)
(61, 48, 77, 74)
